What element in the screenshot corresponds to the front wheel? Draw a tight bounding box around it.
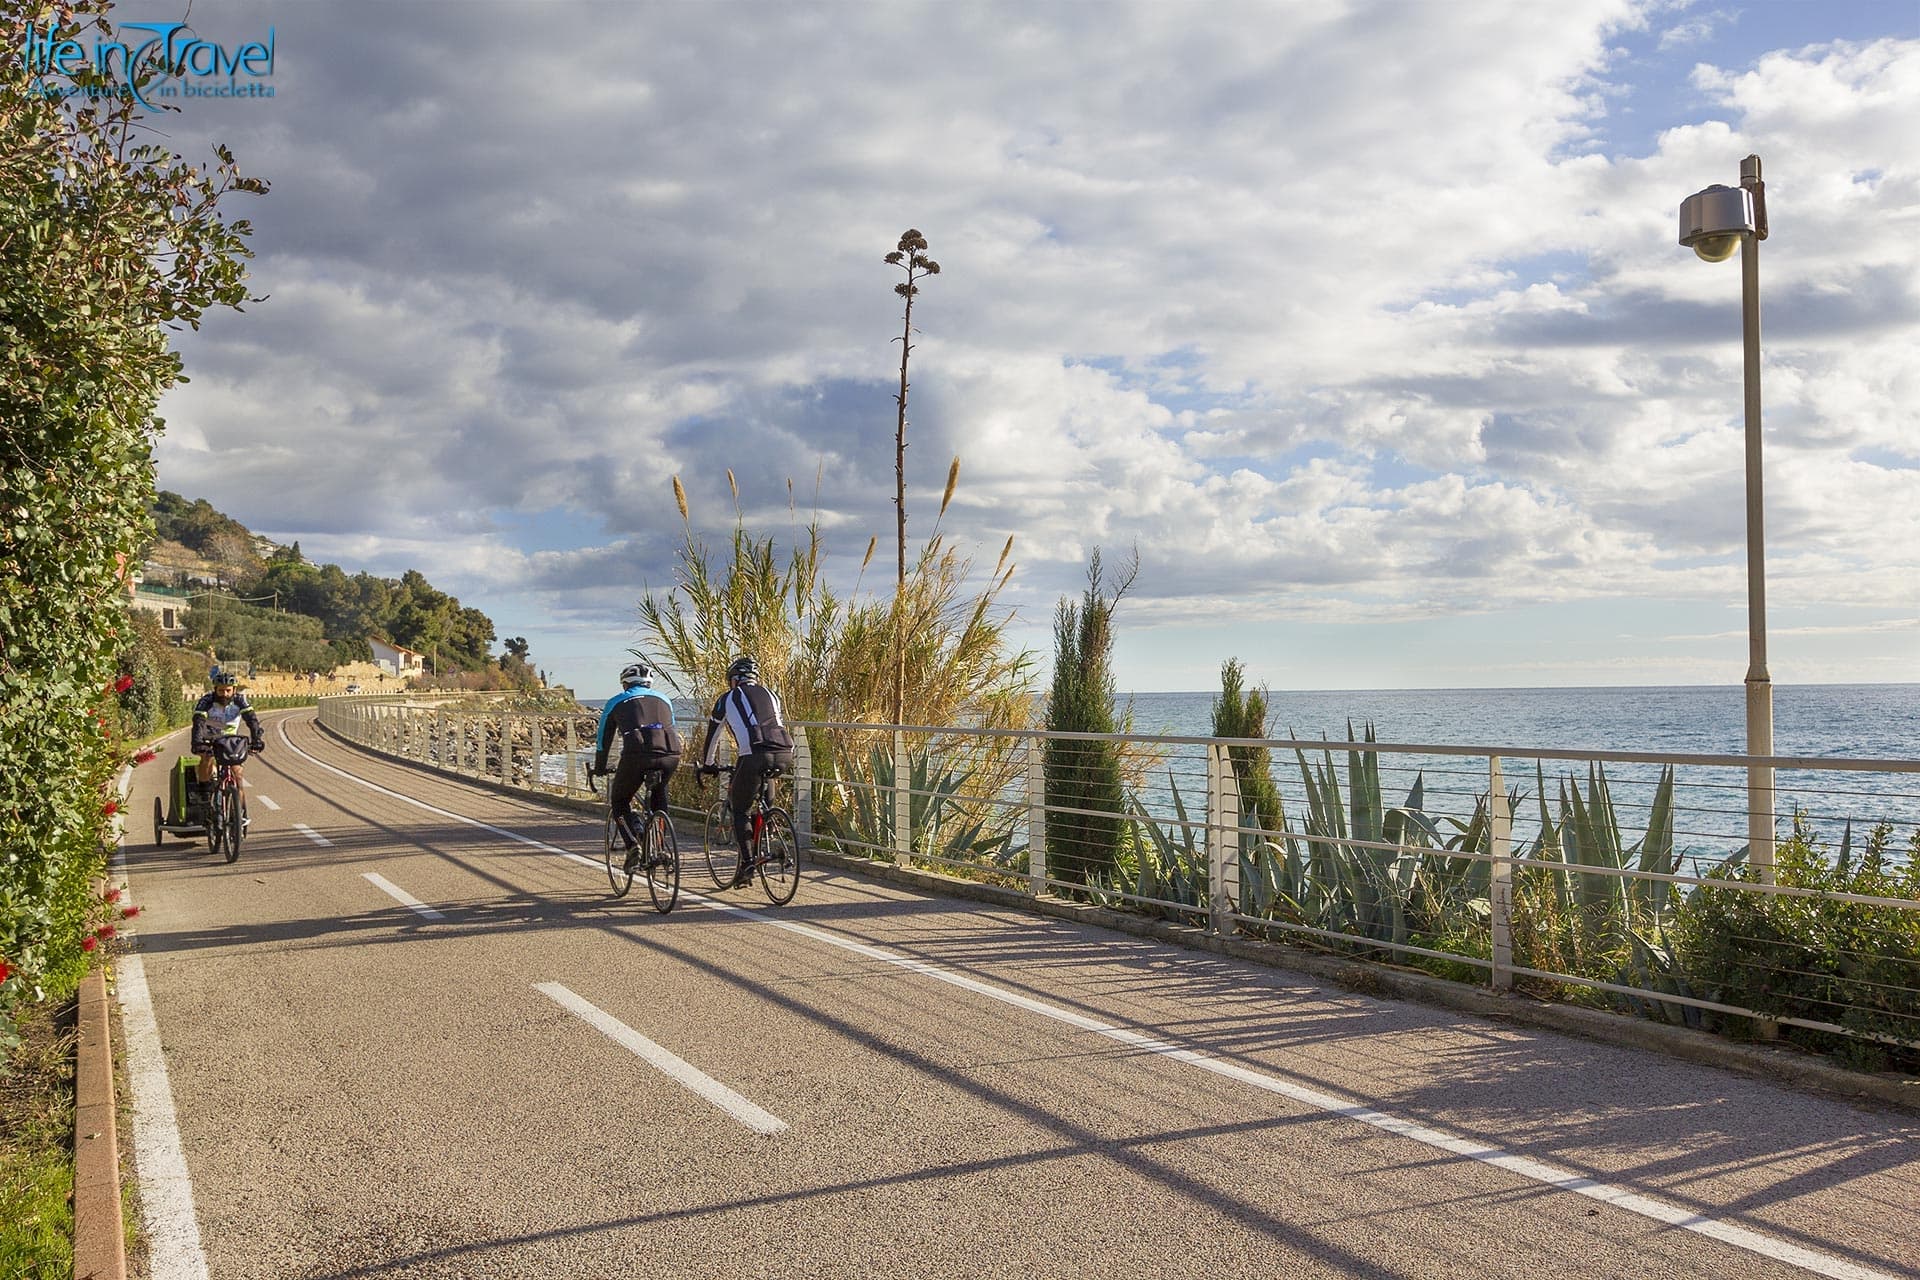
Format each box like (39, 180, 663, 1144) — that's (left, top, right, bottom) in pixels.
(758, 807, 799, 905)
(702, 794, 738, 889)
(644, 811, 679, 915)
(153, 796, 164, 849)
(605, 809, 634, 898)
(223, 784, 243, 863)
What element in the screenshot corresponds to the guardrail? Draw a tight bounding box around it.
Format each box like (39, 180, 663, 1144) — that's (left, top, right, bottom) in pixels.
(314, 696, 1920, 1068)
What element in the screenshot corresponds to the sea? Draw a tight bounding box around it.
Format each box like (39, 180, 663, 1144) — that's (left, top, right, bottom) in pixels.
(1124, 685, 1920, 860)
(578, 685, 1920, 863)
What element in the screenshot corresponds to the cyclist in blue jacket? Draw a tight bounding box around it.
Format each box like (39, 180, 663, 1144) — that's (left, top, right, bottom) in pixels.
(592, 663, 682, 871)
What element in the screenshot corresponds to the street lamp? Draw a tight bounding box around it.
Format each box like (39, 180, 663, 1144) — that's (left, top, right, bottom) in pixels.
(1678, 154, 1774, 881)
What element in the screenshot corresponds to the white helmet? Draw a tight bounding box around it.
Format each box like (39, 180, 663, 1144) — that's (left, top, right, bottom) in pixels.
(619, 662, 650, 688)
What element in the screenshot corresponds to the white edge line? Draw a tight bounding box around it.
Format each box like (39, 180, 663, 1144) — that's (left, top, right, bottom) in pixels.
(280, 719, 1902, 1280)
(254, 795, 281, 812)
(362, 873, 445, 921)
(291, 822, 334, 848)
(535, 982, 787, 1136)
(112, 758, 214, 1280)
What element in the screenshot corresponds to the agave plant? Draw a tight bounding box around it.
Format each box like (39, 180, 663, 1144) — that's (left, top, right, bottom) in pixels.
(817, 742, 1013, 866)
(1105, 773, 1209, 915)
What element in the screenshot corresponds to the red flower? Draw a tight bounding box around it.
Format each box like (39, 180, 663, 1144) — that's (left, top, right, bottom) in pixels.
(81, 936, 98, 952)
(104, 888, 122, 904)
(121, 906, 140, 920)
(0, 958, 11, 985)
(95, 925, 116, 941)
(133, 749, 157, 765)
(113, 674, 135, 694)
(102, 801, 119, 817)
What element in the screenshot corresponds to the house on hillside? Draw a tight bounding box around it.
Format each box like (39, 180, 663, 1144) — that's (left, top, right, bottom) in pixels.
(119, 557, 191, 637)
(128, 585, 192, 638)
(368, 637, 426, 677)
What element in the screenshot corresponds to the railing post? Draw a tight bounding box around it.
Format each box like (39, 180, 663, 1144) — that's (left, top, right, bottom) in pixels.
(794, 730, 813, 853)
(499, 714, 511, 786)
(1027, 735, 1047, 897)
(1206, 744, 1241, 937)
(892, 728, 910, 867)
(434, 711, 446, 768)
(565, 716, 578, 795)
(1489, 755, 1514, 991)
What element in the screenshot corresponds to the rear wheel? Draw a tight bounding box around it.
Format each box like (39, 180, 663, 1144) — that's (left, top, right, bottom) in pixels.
(605, 809, 634, 898)
(152, 796, 164, 849)
(644, 811, 679, 915)
(223, 784, 243, 863)
(758, 807, 799, 905)
(702, 794, 738, 888)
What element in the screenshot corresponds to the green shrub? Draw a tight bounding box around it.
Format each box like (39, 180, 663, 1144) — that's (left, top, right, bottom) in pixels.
(1044, 549, 1134, 889)
(0, 0, 263, 1023)
(1672, 818, 1920, 1070)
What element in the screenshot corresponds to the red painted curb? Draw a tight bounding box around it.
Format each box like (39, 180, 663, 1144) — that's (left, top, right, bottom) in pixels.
(73, 966, 126, 1280)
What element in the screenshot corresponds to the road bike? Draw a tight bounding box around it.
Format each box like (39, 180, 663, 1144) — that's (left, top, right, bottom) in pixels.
(700, 762, 799, 905)
(589, 767, 679, 914)
(200, 727, 255, 864)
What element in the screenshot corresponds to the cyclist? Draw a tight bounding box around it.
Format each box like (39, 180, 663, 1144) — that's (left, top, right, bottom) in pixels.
(190, 668, 263, 807)
(591, 662, 683, 872)
(697, 656, 795, 888)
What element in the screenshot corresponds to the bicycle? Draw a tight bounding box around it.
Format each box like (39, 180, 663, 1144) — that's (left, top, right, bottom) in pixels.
(700, 763, 799, 905)
(196, 725, 257, 864)
(589, 766, 679, 914)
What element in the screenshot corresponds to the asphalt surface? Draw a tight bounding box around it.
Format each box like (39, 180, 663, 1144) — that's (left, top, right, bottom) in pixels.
(113, 709, 1920, 1280)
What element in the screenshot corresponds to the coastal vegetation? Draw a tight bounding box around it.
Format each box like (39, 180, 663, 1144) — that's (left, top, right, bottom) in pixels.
(2, 0, 265, 1041)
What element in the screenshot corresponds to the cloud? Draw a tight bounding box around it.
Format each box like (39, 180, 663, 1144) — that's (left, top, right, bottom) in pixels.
(146, 3, 1920, 689)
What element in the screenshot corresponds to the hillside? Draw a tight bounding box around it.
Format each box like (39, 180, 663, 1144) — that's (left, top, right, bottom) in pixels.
(144, 491, 537, 686)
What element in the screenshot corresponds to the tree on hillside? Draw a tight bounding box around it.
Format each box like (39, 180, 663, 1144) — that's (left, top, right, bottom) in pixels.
(185, 598, 334, 671)
(202, 525, 263, 589)
(149, 490, 255, 559)
(1044, 547, 1137, 889)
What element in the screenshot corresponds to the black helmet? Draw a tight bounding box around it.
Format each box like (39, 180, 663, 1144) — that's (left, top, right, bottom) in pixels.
(619, 662, 650, 688)
(726, 656, 758, 683)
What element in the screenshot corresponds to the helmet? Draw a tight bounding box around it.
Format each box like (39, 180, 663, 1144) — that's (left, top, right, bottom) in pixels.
(726, 656, 758, 683)
(619, 662, 650, 688)
(210, 668, 235, 689)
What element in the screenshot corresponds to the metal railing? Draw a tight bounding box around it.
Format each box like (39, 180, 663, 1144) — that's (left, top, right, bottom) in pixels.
(314, 696, 1920, 1066)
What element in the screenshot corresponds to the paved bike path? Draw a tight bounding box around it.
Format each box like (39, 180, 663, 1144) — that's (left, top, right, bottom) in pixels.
(113, 711, 1920, 1279)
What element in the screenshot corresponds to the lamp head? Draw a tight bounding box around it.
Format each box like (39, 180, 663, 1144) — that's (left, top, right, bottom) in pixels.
(1679, 184, 1755, 263)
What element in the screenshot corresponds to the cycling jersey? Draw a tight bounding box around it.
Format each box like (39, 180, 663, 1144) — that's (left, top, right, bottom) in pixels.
(192, 691, 260, 739)
(700, 683, 793, 766)
(594, 684, 682, 773)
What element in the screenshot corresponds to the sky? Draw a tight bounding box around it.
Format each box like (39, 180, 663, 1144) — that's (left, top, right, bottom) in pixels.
(124, 0, 1920, 700)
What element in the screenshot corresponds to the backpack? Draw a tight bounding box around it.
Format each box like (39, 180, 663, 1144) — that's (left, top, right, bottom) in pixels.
(627, 693, 683, 758)
(731, 688, 794, 753)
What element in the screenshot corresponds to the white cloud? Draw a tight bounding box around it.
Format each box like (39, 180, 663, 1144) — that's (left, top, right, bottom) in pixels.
(149, 2, 1920, 692)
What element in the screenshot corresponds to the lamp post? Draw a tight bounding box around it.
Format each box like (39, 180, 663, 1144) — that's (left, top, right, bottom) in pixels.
(1678, 154, 1774, 881)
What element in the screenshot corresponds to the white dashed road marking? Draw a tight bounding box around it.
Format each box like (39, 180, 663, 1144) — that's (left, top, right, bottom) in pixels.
(535, 982, 788, 1136)
(363, 872, 445, 921)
